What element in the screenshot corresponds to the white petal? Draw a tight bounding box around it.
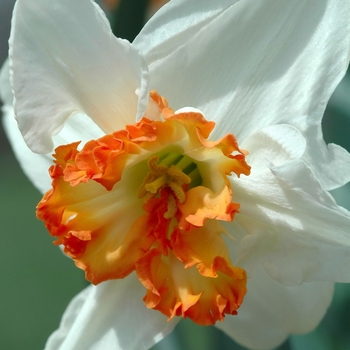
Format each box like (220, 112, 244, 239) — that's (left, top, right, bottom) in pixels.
(142, 0, 350, 189)
(10, 0, 149, 154)
(230, 126, 350, 285)
(175, 107, 205, 115)
(302, 127, 350, 190)
(2, 58, 105, 194)
(45, 274, 178, 350)
(215, 266, 334, 350)
(2, 59, 50, 192)
(134, 0, 240, 64)
(52, 113, 105, 150)
(2, 105, 52, 193)
(241, 124, 306, 173)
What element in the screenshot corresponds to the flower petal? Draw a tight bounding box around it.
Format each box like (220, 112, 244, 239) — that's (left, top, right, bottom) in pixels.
(45, 275, 177, 350)
(215, 266, 334, 350)
(231, 125, 350, 285)
(2, 57, 105, 194)
(2, 105, 52, 193)
(10, 0, 149, 154)
(141, 0, 350, 189)
(133, 0, 240, 64)
(2, 58, 103, 193)
(136, 246, 246, 326)
(1, 59, 50, 192)
(240, 123, 306, 173)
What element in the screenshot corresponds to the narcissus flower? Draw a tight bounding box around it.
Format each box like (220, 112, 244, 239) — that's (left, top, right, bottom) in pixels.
(2, 0, 350, 349)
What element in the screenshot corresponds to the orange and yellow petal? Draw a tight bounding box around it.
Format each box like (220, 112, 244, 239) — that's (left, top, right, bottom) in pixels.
(171, 221, 232, 277)
(178, 184, 240, 228)
(37, 167, 151, 284)
(136, 248, 246, 325)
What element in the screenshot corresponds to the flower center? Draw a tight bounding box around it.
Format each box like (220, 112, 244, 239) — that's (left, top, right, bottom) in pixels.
(138, 153, 202, 218)
(37, 90, 251, 326)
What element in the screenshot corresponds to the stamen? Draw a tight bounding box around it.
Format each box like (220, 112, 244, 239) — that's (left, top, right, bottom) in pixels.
(145, 174, 169, 193)
(138, 153, 201, 204)
(168, 180, 188, 203)
(138, 154, 201, 219)
(164, 194, 177, 219)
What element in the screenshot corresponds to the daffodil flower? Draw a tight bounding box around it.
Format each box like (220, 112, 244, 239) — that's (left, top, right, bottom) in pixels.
(2, 0, 350, 349)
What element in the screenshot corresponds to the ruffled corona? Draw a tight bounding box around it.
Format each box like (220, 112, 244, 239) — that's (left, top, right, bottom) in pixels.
(37, 91, 251, 325)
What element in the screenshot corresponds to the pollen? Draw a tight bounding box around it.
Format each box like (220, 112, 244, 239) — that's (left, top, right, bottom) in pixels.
(37, 90, 251, 326)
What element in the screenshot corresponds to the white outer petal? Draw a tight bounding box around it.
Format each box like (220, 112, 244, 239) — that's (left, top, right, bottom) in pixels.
(2, 105, 52, 193)
(45, 274, 178, 350)
(240, 124, 306, 172)
(1, 58, 51, 193)
(215, 267, 334, 350)
(1, 59, 104, 194)
(230, 125, 350, 285)
(10, 0, 149, 154)
(141, 0, 350, 190)
(134, 0, 240, 65)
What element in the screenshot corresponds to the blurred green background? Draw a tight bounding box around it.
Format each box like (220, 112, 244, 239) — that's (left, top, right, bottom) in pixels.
(0, 1, 350, 349)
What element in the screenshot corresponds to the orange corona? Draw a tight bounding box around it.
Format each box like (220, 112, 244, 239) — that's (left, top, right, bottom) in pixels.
(37, 91, 251, 325)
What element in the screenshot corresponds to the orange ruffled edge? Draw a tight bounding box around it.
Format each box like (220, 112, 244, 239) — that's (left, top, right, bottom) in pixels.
(37, 90, 250, 325)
